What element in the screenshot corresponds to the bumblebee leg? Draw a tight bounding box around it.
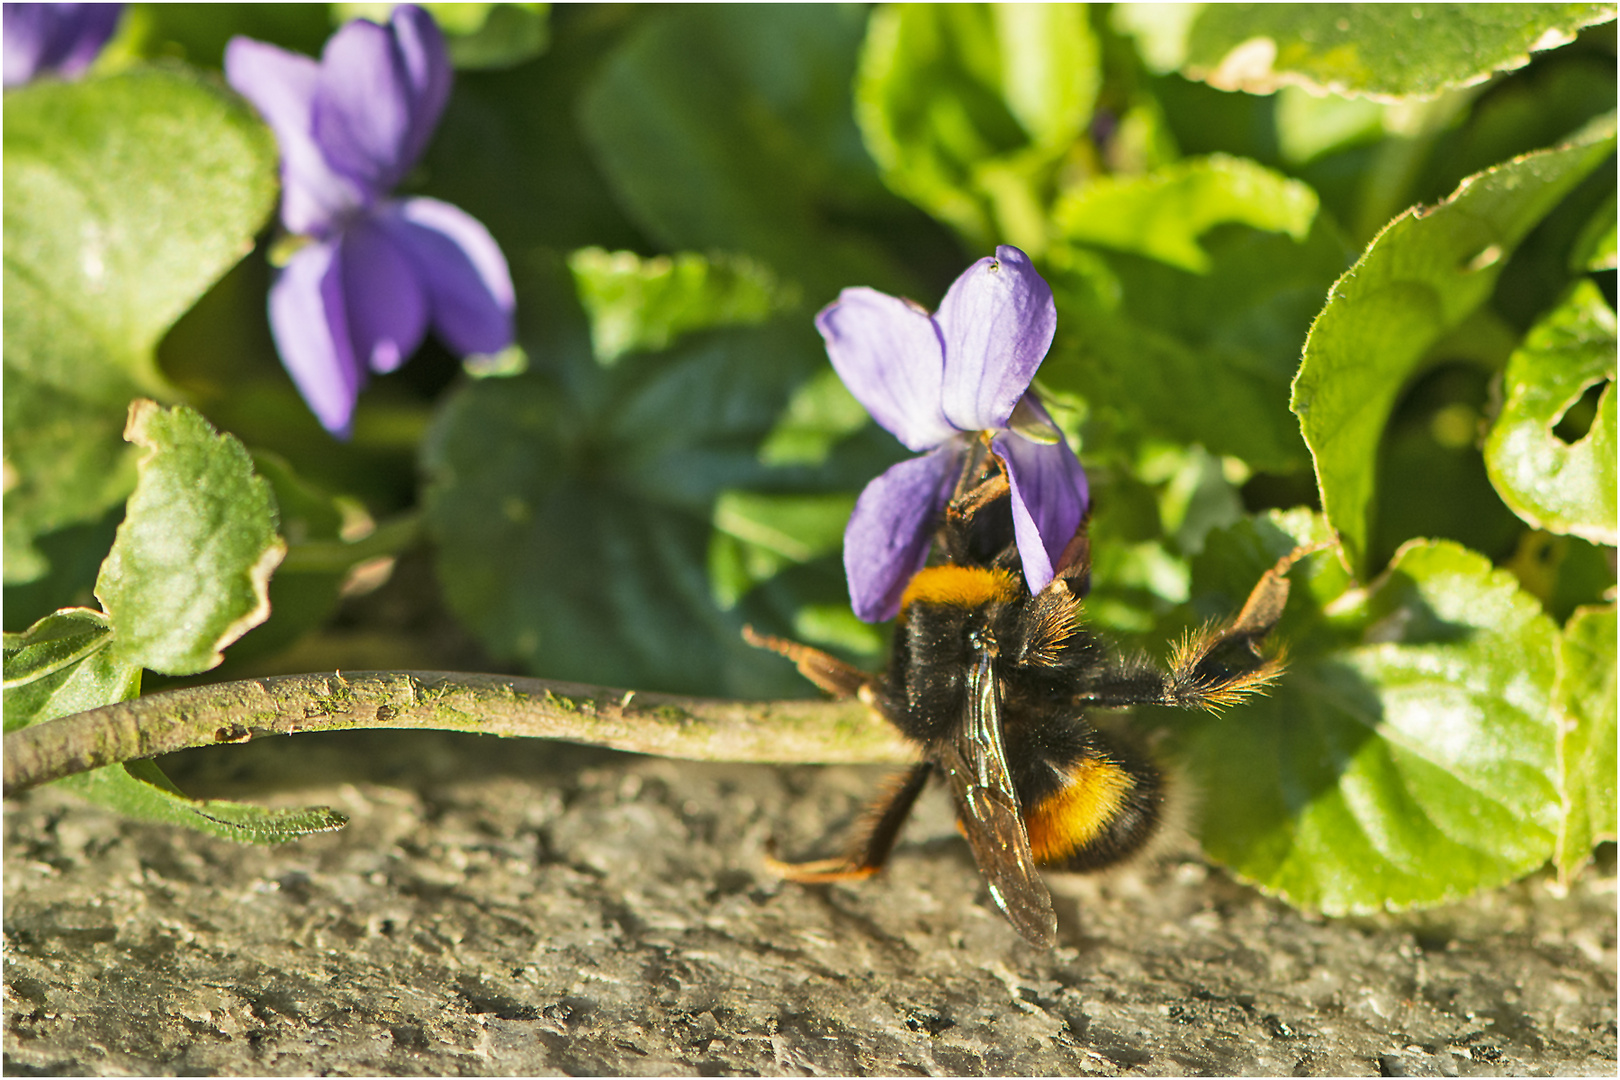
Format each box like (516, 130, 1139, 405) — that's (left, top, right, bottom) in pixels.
(1075, 546, 1310, 712)
(766, 762, 931, 882)
(742, 625, 875, 700)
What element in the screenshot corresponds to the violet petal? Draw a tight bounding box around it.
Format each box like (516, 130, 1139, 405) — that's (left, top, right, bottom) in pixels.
(815, 287, 954, 452)
(3, 3, 121, 86)
(312, 4, 449, 199)
(225, 36, 362, 233)
(843, 444, 959, 622)
(268, 239, 365, 436)
(337, 216, 428, 375)
(935, 245, 1056, 431)
(379, 197, 514, 356)
(993, 426, 1088, 597)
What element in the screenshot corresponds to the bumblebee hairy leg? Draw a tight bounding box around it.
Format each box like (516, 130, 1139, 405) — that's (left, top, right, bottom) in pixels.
(765, 762, 932, 882)
(1072, 545, 1310, 713)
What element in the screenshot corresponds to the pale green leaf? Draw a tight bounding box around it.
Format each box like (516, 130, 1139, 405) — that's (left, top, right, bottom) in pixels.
(1484, 281, 1617, 544)
(1553, 604, 1618, 884)
(96, 402, 285, 675)
(2, 67, 278, 581)
(855, 2, 1099, 250)
(1291, 129, 1615, 575)
(1055, 154, 1318, 273)
(568, 248, 799, 365)
(1178, 4, 1616, 101)
(1170, 512, 1562, 913)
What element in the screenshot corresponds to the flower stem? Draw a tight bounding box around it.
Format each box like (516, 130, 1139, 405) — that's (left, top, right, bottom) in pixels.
(2, 670, 912, 796)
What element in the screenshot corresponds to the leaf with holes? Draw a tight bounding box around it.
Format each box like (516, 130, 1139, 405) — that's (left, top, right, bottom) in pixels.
(1291, 127, 1615, 576)
(1485, 281, 1616, 545)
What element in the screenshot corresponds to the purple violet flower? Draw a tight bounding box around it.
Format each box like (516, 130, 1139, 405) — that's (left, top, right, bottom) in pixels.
(3, 3, 123, 87)
(817, 245, 1088, 623)
(226, 4, 514, 436)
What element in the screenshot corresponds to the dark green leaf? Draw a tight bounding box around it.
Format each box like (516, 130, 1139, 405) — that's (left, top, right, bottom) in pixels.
(855, 2, 1099, 250)
(577, 5, 922, 300)
(568, 248, 800, 365)
(1174, 4, 1615, 100)
(1484, 281, 1617, 544)
(96, 402, 285, 675)
(422, 257, 842, 696)
(1570, 189, 1617, 270)
(1292, 127, 1616, 575)
(1553, 604, 1617, 883)
(3, 66, 278, 581)
(1167, 511, 1561, 913)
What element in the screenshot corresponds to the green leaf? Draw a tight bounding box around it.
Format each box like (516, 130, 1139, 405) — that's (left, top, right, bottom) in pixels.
(56, 761, 348, 844)
(1043, 203, 1353, 472)
(1175, 4, 1616, 100)
(1168, 511, 1562, 914)
(708, 491, 856, 609)
(567, 248, 800, 365)
(2, 636, 137, 735)
(1054, 154, 1319, 273)
(3, 66, 278, 581)
(333, 3, 551, 70)
(96, 401, 286, 675)
(1570, 189, 1617, 271)
(855, 2, 1100, 250)
(1485, 282, 1617, 544)
(422, 257, 852, 697)
(1291, 128, 1616, 576)
(2, 608, 113, 691)
(1553, 604, 1618, 884)
(577, 5, 920, 301)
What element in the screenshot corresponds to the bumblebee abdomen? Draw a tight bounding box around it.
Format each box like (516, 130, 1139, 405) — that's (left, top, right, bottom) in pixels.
(1023, 747, 1163, 871)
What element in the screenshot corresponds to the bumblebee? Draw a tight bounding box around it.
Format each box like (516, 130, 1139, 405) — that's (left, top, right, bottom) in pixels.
(748, 438, 1295, 948)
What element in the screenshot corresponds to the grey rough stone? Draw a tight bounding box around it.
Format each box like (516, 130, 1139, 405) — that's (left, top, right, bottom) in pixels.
(5, 729, 1615, 1076)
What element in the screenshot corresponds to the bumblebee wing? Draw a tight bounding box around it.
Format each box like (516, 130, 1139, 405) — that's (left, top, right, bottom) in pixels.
(935, 645, 1057, 949)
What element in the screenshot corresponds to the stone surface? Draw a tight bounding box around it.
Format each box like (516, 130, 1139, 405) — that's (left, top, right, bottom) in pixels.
(4, 728, 1616, 1076)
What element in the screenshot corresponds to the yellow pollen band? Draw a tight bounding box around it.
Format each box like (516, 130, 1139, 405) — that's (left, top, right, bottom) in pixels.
(899, 565, 1019, 614)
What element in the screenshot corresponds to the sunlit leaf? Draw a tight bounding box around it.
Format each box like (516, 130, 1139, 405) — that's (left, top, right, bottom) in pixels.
(96, 402, 285, 675)
(333, 3, 551, 70)
(1485, 281, 1616, 544)
(568, 248, 799, 365)
(1292, 128, 1615, 576)
(1173, 4, 1616, 100)
(1165, 510, 1562, 914)
(2, 608, 113, 691)
(3, 67, 277, 581)
(1055, 154, 1318, 273)
(855, 2, 1099, 250)
(1553, 604, 1618, 884)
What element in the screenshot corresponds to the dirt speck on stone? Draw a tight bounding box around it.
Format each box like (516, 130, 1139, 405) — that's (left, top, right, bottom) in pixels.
(5, 730, 1615, 1075)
